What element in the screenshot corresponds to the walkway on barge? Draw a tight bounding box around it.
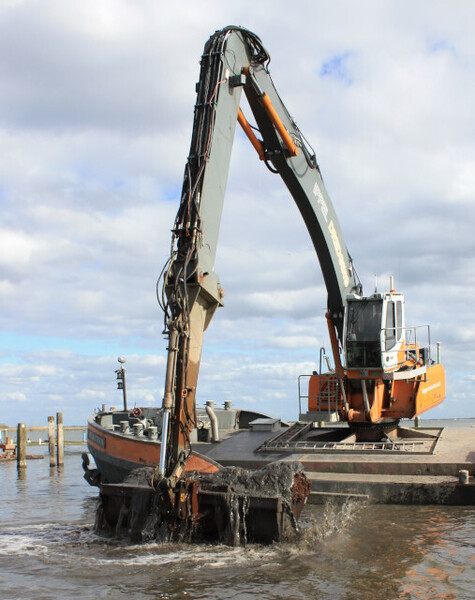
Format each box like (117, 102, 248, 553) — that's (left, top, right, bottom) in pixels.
(199, 423, 475, 505)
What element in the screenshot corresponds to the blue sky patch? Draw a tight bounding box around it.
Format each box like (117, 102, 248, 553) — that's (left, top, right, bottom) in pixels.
(162, 183, 181, 202)
(428, 39, 456, 54)
(320, 52, 354, 86)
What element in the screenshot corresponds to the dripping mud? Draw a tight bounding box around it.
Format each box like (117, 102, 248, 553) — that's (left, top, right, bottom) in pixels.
(96, 462, 312, 545)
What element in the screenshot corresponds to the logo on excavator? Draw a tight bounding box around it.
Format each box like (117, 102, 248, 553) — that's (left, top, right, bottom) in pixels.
(421, 382, 442, 395)
(328, 220, 350, 287)
(313, 182, 328, 222)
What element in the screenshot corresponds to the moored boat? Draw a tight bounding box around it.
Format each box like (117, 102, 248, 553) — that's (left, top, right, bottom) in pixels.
(83, 402, 282, 486)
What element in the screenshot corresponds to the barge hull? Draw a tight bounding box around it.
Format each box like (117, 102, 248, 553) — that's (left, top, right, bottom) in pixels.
(86, 411, 474, 505)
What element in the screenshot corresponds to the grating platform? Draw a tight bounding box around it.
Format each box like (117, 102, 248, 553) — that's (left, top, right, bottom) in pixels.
(256, 423, 444, 455)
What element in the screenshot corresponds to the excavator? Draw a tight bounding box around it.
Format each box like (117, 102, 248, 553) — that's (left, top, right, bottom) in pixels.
(97, 26, 445, 544)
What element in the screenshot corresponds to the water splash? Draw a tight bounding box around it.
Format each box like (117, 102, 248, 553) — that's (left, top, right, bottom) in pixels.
(297, 498, 367, 546)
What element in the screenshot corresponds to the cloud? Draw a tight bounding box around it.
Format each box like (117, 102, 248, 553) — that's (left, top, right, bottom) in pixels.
(1, 0, 474, 426)
(0, 228, 40, 273)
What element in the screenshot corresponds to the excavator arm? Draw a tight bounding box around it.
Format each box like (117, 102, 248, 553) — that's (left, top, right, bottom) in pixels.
(242, 61, 361, 331)
(159, 27, 362, 476)
(159, 25, 445, 477)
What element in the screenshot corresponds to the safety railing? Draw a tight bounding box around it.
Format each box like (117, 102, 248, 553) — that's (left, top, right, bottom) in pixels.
(382, 324, 436, 370)
(298, 373, 343, 419)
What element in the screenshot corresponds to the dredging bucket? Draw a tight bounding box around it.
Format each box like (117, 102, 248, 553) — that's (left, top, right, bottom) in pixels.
(97, 462, 311, 545)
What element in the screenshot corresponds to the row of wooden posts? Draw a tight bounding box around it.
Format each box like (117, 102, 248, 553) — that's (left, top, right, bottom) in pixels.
(16, 412, 65, 469)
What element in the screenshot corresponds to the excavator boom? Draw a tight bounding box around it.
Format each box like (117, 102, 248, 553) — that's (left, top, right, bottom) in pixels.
(159, 27, 364, 475)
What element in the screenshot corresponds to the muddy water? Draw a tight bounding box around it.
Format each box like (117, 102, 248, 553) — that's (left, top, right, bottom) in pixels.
(1, 446, 473, 599)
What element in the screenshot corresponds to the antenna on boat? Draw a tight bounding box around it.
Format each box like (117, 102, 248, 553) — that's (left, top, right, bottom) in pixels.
(116, 356, 128, 412)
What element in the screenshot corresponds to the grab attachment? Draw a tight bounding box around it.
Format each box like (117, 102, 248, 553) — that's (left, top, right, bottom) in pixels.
(97, 461, 311, 545)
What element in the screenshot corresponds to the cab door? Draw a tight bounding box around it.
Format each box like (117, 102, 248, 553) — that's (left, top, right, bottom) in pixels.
(381, 297, 404, 371)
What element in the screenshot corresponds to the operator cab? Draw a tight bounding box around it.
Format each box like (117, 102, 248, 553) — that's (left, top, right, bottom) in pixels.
(344, 291, 405, 372)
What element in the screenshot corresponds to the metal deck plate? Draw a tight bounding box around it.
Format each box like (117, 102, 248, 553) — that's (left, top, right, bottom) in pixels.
(257, 425, 444, 455)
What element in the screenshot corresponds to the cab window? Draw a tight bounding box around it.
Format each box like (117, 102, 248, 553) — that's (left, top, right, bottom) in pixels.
(347, 300, 382, 342)
(345, 300, 383, 368)
(385, 301, 396, 350)
(396, 300, 403, 341)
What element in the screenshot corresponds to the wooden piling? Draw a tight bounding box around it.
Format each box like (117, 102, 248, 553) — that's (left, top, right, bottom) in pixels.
(17, 423, 27, 469)
(48, 416, 56, 467)
(56, 412, 64, 467)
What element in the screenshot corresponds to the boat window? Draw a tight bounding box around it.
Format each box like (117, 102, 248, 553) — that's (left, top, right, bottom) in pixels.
(385, 301, 396, 350)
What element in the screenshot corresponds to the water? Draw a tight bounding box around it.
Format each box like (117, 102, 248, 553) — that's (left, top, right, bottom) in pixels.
(1, 446, 474, 599)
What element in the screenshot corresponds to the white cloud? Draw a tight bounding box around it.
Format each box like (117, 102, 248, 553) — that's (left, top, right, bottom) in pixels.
(0, 229, 40, 270)
(5, 392, 27, 403)
(0, 0, 473, 426)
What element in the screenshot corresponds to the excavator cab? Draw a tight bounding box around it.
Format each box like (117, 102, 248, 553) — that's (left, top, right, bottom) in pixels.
(306, 274, 444, 424)
(344, 291, 406, 373)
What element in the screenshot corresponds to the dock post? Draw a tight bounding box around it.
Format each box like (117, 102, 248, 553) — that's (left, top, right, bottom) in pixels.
(17, 423, 27, 469)
(48, 416, 57, 467)
(414, 416, 421, 428)
(56, 412, 64, 467)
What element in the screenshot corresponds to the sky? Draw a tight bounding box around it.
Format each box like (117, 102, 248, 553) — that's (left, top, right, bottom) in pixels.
(1, 0, 474, 426)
